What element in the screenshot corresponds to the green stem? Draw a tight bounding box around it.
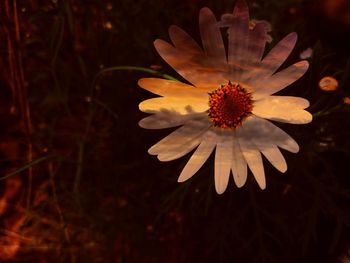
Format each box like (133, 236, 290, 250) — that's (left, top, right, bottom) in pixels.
(93, 66, 179, 85)
(74, 138, 86, 193)
(0, 155, 55, 181)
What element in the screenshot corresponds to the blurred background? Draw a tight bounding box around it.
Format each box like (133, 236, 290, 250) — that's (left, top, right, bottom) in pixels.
(0, 0, 350, 262)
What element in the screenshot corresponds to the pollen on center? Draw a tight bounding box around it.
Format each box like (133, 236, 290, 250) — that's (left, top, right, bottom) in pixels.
(208, 82, 253, 129)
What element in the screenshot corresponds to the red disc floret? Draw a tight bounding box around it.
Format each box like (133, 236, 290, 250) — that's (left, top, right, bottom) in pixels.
(208, 82, 253, 129)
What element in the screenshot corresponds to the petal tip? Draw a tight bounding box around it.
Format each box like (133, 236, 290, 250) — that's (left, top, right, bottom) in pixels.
(157, 155, 166, 161)
(256, 178, 266, 189)
(169, 25, 177, 32)
(137, 78, 147, 87)
(303, 99, 311, 109)
(280, 165, 287, 173)
(148, 146, 157, 155)
(178, 165, 199, 183)
(138, 102, 144, 112)
(138, 119, 145, 128)
(200, 7, 212, 15)
(296, 111, 313, 124)
(177, 177, 185, 183)
(154, 39, 167, 50)
(157, 154, 174, 162)
(255, 173, 266, 190)
(282, 32, 298, 47)
(292, 144, 300, 153)
(288, 32, 298, 40)
(233, 0, 249, 20)
(260, 185, 266, 190)
(298, 60, 309, 71)
(153, 39, 161, 45)
(235, 182, 245, 188)
(234, 0, 248, 10)
(168, 25, 181, 38)
(177, 172, 190, 182)
(305, 112, 313, 123)
(138, 101, 153, 113)
(215, 187, 226, 195)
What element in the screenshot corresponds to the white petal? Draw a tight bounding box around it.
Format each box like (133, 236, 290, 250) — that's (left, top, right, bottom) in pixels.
(253, 61, 309, 99)
(148, 117, 210, 157)
(260, 146, 287, 173)
(215, 129, 232, 194)
(139, 96, 208, 115)
(138, 78, 208, 99)
(158, 136, 202, 162)
(241, 115, 299, 153)
(178, 130, 217, 182)
(253, 96, 312, 124)
(199, 7, 226, 65)
(236, 125, 266, 189)
(139, 111, 206, 130)
(227, 0, 250, 81)
(231, 132, 247, 188)
(241, 116, 289, 172)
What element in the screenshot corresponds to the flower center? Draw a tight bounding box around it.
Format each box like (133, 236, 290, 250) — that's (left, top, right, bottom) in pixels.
(208, 82, 253, 129)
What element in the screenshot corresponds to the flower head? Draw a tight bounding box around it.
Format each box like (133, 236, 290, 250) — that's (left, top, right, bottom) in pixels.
(208, 82, 253, 128)
(138, 0, 312, 194)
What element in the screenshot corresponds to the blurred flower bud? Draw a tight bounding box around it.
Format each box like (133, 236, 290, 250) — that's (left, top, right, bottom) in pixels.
(299, 47, 313, 59)
(318, 76, 339, 92)
(322, 0, 350, 27)
(103, 21, 113, 30)
(343, 97, 350, 105)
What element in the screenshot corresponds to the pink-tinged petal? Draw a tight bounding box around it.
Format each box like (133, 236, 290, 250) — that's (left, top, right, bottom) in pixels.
(227, 0, 250, 82)
(231, 132, 247, 188)
(261, 32, 298, 74)
(252, 61, 309, 99)
(236, 125, 266, 189)
(139, 96, 208, 115)
(154, 39, 228, 87)
(253, 96, 312, 124)
(239, 22, 272, 84)
(199, 7, 226, 65)
(238, 116, 297, 174)
(247, 22, 269, 64)
(241, 116, 299, 153)
(138, 78, 208, 98)
(178, 130, 217, 182)
(240, 116, 289, 173)
(245, 32, 298, 88)
(148, 117, 210, 158)
(215, 129, 232, 194)
(169, 25, 202, 53)
(139, 111, 207, 130)
(217, 13, 236, 27)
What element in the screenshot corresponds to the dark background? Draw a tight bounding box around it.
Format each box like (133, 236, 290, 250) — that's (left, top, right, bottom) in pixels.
(1, 0, 350, 262)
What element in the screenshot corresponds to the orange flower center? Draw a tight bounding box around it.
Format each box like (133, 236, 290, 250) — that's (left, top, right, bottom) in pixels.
(208, 82, 253, 129)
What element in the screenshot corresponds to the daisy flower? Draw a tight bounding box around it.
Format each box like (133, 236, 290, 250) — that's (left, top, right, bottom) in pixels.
(138, 0, 312, 194)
